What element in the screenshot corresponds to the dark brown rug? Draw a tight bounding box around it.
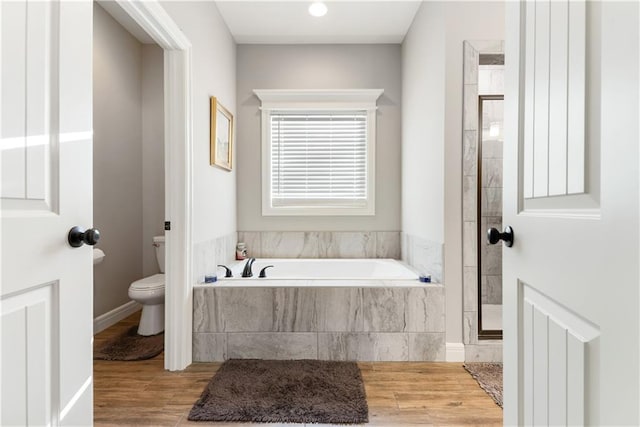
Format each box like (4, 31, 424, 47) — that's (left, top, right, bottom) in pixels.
(188, 359, 369, 424)
(94, 326, 163, 361)
(464, 362, 503, 408)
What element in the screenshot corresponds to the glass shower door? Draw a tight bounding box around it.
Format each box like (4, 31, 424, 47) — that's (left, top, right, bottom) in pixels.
(478, 95, 504, 338)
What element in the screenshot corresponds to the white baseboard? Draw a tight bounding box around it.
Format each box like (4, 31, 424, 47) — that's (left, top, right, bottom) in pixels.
(446, 342, 466, 362)
(93, 300, 141, 335)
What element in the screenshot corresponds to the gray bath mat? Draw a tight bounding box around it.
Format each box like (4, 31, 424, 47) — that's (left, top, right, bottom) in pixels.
(188, 359, 369, 424)
(94, 326, 163, 361)
(464, 362, 503, 408)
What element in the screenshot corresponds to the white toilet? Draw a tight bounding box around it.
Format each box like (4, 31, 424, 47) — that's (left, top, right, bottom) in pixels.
(128, 235, 165, 336)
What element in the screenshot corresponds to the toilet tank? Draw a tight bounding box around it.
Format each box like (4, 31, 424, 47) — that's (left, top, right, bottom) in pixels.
(153, 236, 165, 273)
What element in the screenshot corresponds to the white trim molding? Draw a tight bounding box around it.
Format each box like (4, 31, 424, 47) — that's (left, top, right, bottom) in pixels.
(93, 301, 141, 335)
(163, 48, 193, 371)
(446, 342, 466, 362)
(114, 0, 189, 49)
(115, 0, 193, 371)
(254, 88, 384, 107)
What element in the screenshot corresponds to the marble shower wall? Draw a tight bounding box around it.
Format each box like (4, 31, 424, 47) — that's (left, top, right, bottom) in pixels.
(461, 40, 504, 362)
(193, 232, 237, 283)
(237, 231, 401, 260)
(401, 233, 443, 284)
(193, 285, 445, 362)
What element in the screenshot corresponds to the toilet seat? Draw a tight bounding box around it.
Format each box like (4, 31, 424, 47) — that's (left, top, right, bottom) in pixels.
(130, 273, 165, 291)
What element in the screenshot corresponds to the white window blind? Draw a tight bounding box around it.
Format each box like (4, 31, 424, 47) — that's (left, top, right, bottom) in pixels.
(270, 112, 368, 208)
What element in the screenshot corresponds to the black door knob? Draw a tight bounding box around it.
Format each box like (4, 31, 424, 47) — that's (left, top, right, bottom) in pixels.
(487, 226, 514, 247)
(68, 226, 101, 247)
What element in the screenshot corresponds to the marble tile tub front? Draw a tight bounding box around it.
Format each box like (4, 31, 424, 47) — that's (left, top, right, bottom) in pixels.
(193, 285, 445, 362)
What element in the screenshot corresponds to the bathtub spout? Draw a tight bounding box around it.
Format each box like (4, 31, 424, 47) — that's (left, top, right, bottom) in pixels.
(242, 258, 256, 278)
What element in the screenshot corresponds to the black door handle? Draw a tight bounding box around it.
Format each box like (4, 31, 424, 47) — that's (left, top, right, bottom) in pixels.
(68, 226, 101, 247)
(487, 226, 514, 247)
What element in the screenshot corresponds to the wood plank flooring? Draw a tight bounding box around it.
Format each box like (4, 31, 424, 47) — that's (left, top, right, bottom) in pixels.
(94, 312, 502, 426)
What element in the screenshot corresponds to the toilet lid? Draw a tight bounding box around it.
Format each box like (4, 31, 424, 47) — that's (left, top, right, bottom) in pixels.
(131, 273, 165, 291)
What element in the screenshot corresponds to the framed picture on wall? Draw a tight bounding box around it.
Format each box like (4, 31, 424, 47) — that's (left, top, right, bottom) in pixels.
(210, 96, 233, 171)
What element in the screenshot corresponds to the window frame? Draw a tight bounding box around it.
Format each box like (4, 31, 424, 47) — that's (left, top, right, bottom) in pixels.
(254, 89, 383, 216)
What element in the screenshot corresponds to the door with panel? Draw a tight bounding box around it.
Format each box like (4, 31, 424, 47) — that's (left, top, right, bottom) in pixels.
(1, 1, 94, 425)
(502, 1, 639, 425)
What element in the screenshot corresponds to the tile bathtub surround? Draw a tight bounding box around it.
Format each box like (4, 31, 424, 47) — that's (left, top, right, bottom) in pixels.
(193, 285, 445, 362)
(401, 233, 443, 283)
(193, 232, 237, 283)
(237, 231, 401, 259)
(465, 342, 503, 362)
(318, 332, 409, 361)
(228, 333, 318, 360)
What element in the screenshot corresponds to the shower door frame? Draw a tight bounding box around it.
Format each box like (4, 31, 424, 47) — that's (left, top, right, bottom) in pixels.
(461, 40, 505, 357)
(477, 94, 504, 340)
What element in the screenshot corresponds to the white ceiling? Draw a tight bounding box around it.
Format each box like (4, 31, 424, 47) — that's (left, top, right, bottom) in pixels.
(215, 1, 423, 44)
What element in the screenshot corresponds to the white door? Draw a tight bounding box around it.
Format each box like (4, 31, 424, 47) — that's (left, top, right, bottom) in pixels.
(503, 1, 639, 425)
(1, 1, 94, 425)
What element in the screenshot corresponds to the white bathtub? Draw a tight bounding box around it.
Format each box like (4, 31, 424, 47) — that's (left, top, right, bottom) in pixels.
(203, 258, 424, 287)
(192, 258, 443, 362)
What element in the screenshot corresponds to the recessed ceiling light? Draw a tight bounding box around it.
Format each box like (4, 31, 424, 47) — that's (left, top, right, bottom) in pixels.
(308, 2, 328, 17)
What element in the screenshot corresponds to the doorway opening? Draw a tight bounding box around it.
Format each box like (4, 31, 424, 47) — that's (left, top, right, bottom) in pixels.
(91, 0, 194, 371)
(92, 1, 166, 341)
(476, 56, 504, 339)
(462, 41, 504, 354)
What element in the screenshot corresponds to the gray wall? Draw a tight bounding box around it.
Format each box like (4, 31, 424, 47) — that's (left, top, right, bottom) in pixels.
(161, 2, 238, 282)
(93, 4, 142, 318)
(236, 44, 401, 232)
(402, 3, 445, 244)
(401, 1, 505, 356)
(162, 1, 237, 245)
(93, 4, 164, 317)
(142, 45, 165, 276)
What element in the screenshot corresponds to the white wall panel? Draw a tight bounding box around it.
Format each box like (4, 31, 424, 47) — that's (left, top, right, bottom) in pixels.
(548, 0, 569, 196)
(2, 0, 57, 205)
(567, 1, 586, 194)
(0, 309, 28, 425)
(532, 308, 549, 425)
(1, 1, 27, 199)
(25, 1, 53, 201)
(1, 284, 55, 426)
(523, 1, 536, 199)
(566, 335, 585, 425)
(521, 284, 598, 426)
(532, 0, 550, 198)
(523, 301, 534, 425)
(523, 0, 586, 199)
(26, 301, 49, 425)
(548, 320, 568, 425)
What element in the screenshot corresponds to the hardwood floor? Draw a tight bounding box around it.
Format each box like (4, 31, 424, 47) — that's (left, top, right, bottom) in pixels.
(94, 313, 502, 426)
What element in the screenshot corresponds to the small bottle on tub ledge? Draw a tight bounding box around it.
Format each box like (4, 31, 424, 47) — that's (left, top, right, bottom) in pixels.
(419, 274, 431, 283)
(236, 242, 247, 260)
